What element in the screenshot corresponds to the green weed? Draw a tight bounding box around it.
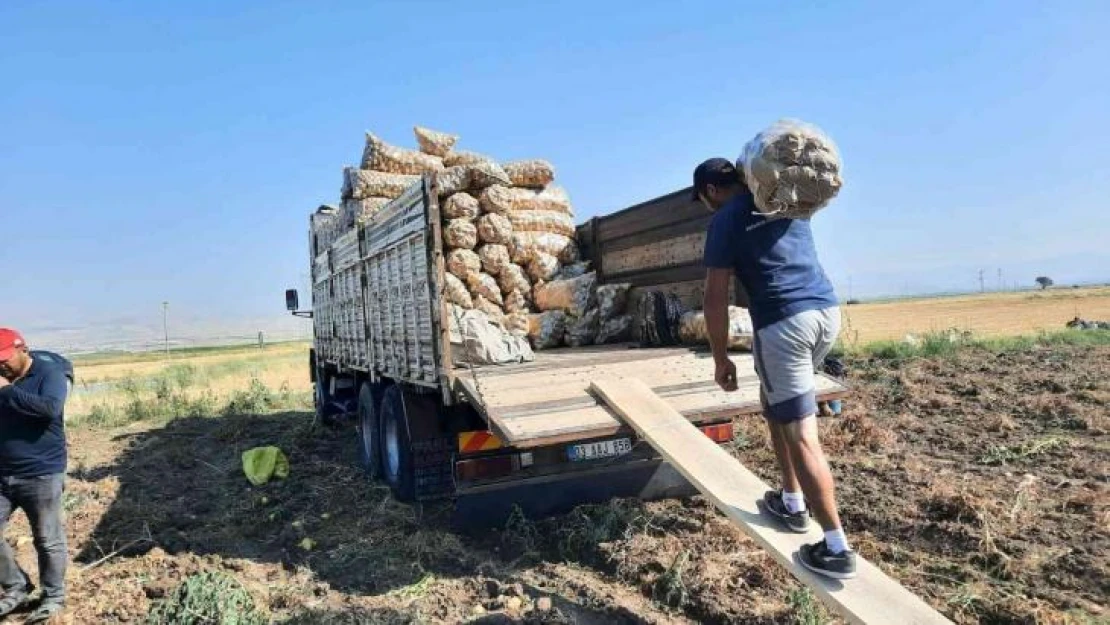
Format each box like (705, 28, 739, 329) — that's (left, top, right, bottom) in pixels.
(652, 550, 690, 609)
(978, 437, 1068, 466)
(145, 570, 267, 625)
(787, 587, 827, 625)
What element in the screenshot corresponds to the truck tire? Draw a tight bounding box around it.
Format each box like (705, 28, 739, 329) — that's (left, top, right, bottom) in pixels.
(379, 385, 416, 501)
(356, 382, 384, 479)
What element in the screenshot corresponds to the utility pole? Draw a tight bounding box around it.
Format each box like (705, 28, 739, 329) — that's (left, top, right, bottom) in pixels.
(997, 268, 1003, 292)
(978, 269, 985, 293)
(162, 301, 170, 356)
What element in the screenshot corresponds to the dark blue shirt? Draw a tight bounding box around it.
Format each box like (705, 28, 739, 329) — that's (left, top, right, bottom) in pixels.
(703, 189, 838, 330)
(0, 358, 68, 477)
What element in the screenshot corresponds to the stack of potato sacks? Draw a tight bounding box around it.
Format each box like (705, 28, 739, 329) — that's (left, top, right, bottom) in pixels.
(330, 125, 620, 350)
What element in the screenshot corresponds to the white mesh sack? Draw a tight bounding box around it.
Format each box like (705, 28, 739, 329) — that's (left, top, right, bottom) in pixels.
(361, 133, 445, 175)
(498, 263, 532, 295)
(503, 159, 555, 188)
(447, 249, 481, 282)
(444, 219, 478, 250)
(531, 185, 573, 215)
(677, 307, 755, 351)
(737, 119, 843, 219)
(473, 295, 505, 322)
(504, 313, 530, 338)
(444, 273, 474, 309)
(413, 126, 458, 157)
(436, 166, 472, 197)
(557, 262, 591, 280)
(467, 272, 504, 307)
(467, 161, 512, 190)
(443, 192, 480, 220)
(503, 289, 530, 314)
(444, 150, 495, 167)
(343, 167, 419, 200)
(477, 244, 511, 276)
(343, 197, 392, 226)
(508, 232, 576, 264)
(506, 210, 576, 237)
(477, 213, 513, 245)
(526, 253, 560, 283)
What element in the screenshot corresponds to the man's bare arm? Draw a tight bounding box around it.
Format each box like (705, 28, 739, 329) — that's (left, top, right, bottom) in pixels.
(704, 268, 738, 391)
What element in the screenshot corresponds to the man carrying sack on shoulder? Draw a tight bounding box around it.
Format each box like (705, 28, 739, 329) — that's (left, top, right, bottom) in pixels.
(0, 328, 69, 622)
(693, 158, 855, 580)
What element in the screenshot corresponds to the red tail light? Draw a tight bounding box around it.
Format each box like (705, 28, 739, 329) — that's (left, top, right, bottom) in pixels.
(701, 423, 734, 443)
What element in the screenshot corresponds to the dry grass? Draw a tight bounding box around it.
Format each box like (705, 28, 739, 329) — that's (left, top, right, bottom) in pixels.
(840, 286, 1110, 344)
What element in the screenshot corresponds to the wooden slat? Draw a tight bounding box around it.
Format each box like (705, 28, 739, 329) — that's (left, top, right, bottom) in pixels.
(601, 232, 706, 277)
(590, 378, 952, 625)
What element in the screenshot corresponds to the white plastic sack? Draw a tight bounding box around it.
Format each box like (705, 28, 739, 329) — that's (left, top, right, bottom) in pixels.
(443, 192, 480, 220)
(361, 133, 444, 175)
(597, 283, 631, 320)
(738, 119, 843, 219)
(678, 307, 755, 351)
(477, 213, 513, 245)
(534, 272, 596, 317)
(477, 244, 511, 276)
(444, 219, 478, 250)
(343, 167, 419, 200)
(503, 159, 555, 188)
(448, 306, 534, 366)
(413, 126, 458, 157)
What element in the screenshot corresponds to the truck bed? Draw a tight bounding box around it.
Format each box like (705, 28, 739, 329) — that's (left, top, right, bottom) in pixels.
(453, 344, 848, 448)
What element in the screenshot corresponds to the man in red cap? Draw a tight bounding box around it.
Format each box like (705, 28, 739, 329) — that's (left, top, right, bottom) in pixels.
(0, 329, 69, 622)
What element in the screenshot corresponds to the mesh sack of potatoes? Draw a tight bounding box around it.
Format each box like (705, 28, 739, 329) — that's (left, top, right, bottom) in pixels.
(467, 272, 504, 306)
(503, 159, 555, 188)
(436, 166, 472, 197)
(597, 283, 631, 320)
(442, 192, 480, 220)
(473, 295, 505, 322)
(506, 210, 576, 237)
(497, 263, 531, 295)
(504, 313, 529, 338)
(677, 306, 755, 351)
(738, 119, 843, 219)
(444, 150, 495, 167)
(477, 244, 511, 276)
(596, 314, 634, 344)
(528, 311, 568, 349)
(477, 213, 513, 245)
(413, 126, 458, 157)
(343, 197, 392, 226)
(447, 249, 481, 282)
(343, 167, 420, 200)
(509, 232, 578, 264)
(534, 271, 596, 317)
(444, 273, 474, 308)
(478, 185, 522, 215)
(531, 185, 573, 215)
(444, 219, 478, 249)
(526, 253, 560, 283)
(566, 308, 600, 347)
(503, 289, 530, 314)
(361, 133, 444, 175)
(467, 161, 512, 190)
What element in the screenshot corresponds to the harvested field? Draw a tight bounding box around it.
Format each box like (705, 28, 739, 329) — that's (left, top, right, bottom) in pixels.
(6, 333, 1105, 623)
(841, 287, 1110, 344)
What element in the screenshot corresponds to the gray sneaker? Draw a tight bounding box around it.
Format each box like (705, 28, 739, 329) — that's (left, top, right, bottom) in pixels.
(26, 600, 64, 624)
(0, 587, 30, 617)
(759, 489, 810, 533)
(799, 539, 858, 580)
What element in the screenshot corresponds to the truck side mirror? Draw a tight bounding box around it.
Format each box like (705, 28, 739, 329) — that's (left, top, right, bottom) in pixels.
(285, 289, 299, 312)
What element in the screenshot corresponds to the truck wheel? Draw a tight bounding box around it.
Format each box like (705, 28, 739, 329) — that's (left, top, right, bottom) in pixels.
(379, 385, 415, 502)
(356, 382, 384, 479)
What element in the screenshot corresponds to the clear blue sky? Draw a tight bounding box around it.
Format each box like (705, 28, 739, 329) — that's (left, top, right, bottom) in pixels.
(3, 1, 1108, 334)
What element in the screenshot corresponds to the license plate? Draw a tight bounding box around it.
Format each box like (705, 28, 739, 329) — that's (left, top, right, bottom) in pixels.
(567, 437, 633, 462)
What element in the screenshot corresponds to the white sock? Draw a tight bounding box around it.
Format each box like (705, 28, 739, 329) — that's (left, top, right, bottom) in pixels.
(824, 528, 850, 554)
(782, 490, 806, 514)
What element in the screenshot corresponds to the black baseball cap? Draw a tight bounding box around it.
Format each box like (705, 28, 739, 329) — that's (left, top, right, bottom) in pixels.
(691, 158, 740, 201)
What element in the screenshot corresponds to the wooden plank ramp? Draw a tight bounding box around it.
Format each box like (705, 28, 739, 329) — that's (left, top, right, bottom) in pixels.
(590, 377, 952, 625)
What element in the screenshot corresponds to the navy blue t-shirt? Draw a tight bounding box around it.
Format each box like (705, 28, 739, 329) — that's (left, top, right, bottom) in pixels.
(0, 358, 68, 477)
(703, 189, 838, 330)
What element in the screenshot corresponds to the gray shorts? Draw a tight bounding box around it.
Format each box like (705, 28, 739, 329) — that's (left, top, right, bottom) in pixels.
(753, 307, 841, 423)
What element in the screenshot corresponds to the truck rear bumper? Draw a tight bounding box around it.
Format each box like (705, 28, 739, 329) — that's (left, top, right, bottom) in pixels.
(452, 457, 695, 528)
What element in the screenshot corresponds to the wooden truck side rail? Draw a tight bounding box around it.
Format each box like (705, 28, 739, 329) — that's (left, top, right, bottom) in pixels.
(312, 177, 454, 400)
